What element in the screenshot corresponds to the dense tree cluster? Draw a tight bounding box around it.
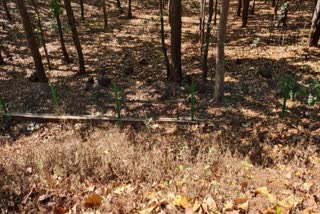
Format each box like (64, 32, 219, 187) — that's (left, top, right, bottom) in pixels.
(0, 0, 319, 102)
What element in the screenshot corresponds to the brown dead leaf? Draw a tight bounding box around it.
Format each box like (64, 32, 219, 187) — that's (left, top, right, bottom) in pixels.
(185, 207, 194, 214)
(173, 195, 192, 209)
(54, 206, 68, 214)
(84, 193, 103, 208)
(203, 195, 217, 211)
(192, 199, 201, 212)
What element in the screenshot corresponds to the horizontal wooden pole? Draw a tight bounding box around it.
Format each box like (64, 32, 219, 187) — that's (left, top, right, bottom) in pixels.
(4, 113, 208, 124)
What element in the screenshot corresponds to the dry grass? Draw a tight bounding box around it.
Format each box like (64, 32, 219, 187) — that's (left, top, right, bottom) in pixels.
(1, 123, 319, 213)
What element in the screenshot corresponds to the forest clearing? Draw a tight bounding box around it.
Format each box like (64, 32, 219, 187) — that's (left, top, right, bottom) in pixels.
(0, 0, 320, 213)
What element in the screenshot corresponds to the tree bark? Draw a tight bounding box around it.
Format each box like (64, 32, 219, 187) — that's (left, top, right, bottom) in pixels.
(199, 0, 206, 50)
(274, 0, 279, 20)
(102, 0, 108, 30)
(2, 0, 12, 21)
(213, 0, 218, 25)
(160, 0, 170, 78)
(31, 0, 51, 70)
(309, 0, 320, 47)
(237, 0, 242, 16)
(16, 0, 48, 83)
(80, 0, 85, 20)
(169, 0, 182, 82)
(0, 49, 4, 65)
(127, 0, 132, 18)
(202, 0, 214, 83)
(213, 0, 219, 25)
(116, 0, 123, 13)
(241, 0, 250, 27)
(250, 0, 255, 14)
(55, 11, 71, 63)
(63, 0, 86, 74)
(214, 0, 229, 102)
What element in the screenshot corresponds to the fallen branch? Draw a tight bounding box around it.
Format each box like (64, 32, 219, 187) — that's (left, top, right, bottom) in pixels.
(4, 112, 208, 124)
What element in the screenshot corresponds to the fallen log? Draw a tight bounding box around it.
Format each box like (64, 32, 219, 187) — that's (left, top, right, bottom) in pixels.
(4, 112, 208, 124)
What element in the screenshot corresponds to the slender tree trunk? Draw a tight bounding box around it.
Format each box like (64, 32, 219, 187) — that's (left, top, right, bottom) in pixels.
(127, 0, 132, 18)
(213, 0, 218, 25)
(202, 0, 214, 83)
(309, 0, 320, 47)
(199, 0, 206, 49)
(274, 0, 279, 20)
(116, 0, 123, 13)
(2, 0, 12, 21)
(241, 0, 250, 27)
(102, 0, 108, 30)
(160, 0, 170, 78)
(237, 0, 242, 16)
(63, 0, 86, 74)
(250, 0, 255, 14)
(16, 0, 48, 83)
(55, 13, 71, 63)
(31, 0, 51, 70)
(272, 0, 275, 7)
(169, 0, 182, 82)
(80, 0, 85, 20)
(0, 49, 4, 65)
(214, 0, 229, 102)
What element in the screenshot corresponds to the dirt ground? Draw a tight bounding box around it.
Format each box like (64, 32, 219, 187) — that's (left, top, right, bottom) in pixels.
(0, 0, 320, 213)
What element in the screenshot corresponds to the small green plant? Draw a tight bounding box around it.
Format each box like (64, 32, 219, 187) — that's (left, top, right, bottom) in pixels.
(50, 83, 59, 110)
(278, 1, 289, 27)
(0, 97, 7, 114)
(113, 81, 120, 118)
(190, 79, 195, 121)
(276, 207, 282, 214)
(281, 75, 293, 117)
(49, 0, 63, 17)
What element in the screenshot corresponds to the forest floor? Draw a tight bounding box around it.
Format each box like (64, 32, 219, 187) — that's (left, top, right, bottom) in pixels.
(0, 0, 320, 213)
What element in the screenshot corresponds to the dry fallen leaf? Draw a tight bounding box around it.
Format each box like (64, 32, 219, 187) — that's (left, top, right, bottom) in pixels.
(278, 195, 302, 210)
(254, 187, 276, 204)
(185, 207, 194, 214)
(203, 195, 217, 211)
(192, 199, 201, 212)
(139, 205, 158, 214)
(173, 195, 192, 209)
(84, 193, 103, 208)
(54, 206, 68, 214)
(223, 201, 234, 213)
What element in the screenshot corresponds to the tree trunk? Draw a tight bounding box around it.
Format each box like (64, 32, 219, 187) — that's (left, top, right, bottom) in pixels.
(272, 0, 275, 7)
(127, 0, 132, 18)
(160, 0, 170, 78)
(80, 0, 85, 20)
(55, 11, 71, 63)
(213, 0, 218, 25)
(31, 0, 51, 70)
(274, 0, 279, 20)
(16, 0, 48, 83)
(241, 0, 250, 27)
(309, 0, 320, 47)
(237, 0, 242, 16)
(0, 49, 4, 65)
(214, 0, 229, 102)
(250, 0, 255, 14)
(169, 0, 182, 82)
(202, 0, 214, 83)
(2, 0, 12, 21)
(116, 0, 123, 13)
(199, 0, 206, 50)
(63, 0, 86, 74)
(102, 0, 108, 30)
